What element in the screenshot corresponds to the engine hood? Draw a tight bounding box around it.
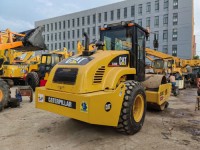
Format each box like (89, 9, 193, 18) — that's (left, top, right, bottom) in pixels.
(45, 50, 136, 94)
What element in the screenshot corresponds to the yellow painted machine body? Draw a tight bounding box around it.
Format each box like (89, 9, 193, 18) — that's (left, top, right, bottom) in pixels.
(1, 64, 28, 79)
(145, 84, 171, 106)
(36, 50, 171, 126)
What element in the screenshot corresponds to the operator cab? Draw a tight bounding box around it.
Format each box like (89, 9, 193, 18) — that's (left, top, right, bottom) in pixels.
(39, 53, 63, 78)
(99, 22, 149, 81)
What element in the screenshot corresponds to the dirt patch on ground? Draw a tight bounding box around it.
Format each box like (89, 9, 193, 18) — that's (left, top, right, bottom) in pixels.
(0, 88, 199, 150)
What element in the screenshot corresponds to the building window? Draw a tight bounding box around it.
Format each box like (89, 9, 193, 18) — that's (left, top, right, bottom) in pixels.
(59, 32, 61, 40)
(77, 29, 80, 38)
(93, 27, 96, 36)
(173, 0, 178, 9)
(43, 25, 45, 33)
(93, 14, 96, 24)
(51, 44, 53, 50)
(173, 13, 178, 25)
(72, 30, 75, 39)
(63, 31, 65, 40)
(72, 41, 75, 49)
(77, 18, 80, 27)
(146, 17, 150, 27)
(98, 26, 101, 35)
(163, 30, 168, 41)
(124, 7, 127, 18)
(164, 0, 168, 9)
(47, 34, 49, 42)
(72, 19, 75, 27)
(82, 17, 85, 26)
(163, 45, 168, 53)
(51, 33, 53, 41)
(55, 33, 57, 41)
(154, 16, 159, 27)
(87, 16, 90, 25)
(68, 20, 70, 28)
(172, 28, 178, 41)
(59, 21, 61, 30)
(63, 21, 65, 29)
(55, 22, 57, 30)
(117, 9, 120, 20)
(163, 14, 168, 25)
(63, 42, 66, 48)
(172, 45, 177, 56)
(51, 23, 53, 31)
(104, 12, 107, 22)
(59, 43, 61, 49)
(46, 44, 49, 50)
(138, 19, 142, 26)
(111, 10, 114, 21)
(155, 31, 159, 41)
(146, 2, 151, 13)
(82, 28, 85, 36)
(155, 0, 159, 11)
(68, 42, 70, 50)
(131, 6, 135, 17)
(87, 28, 90, 35)
(47, 24, 49, 32)
(55, 43, 57, 50)
(82, 40, 84, 46)
(68, 31, 70, 39)
(98, 13, 101, 23)
(138, 4, 142, 15)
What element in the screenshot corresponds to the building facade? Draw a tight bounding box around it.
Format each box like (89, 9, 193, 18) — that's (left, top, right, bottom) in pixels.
(35, 0, 195, 59)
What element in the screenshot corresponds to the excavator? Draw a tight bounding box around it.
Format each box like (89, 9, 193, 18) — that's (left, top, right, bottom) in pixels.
(0, 26, 46, 111)
(145, 48, 200, 89)
(35, 21, 171, 135)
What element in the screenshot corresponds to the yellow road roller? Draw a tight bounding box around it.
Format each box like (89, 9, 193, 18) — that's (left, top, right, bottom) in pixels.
(35, 21, 171, 135)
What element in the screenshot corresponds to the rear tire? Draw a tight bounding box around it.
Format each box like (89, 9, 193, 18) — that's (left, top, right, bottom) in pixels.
(117, 81, 146, 135)
(0, 79, 11, 111)
(26, 72, 39, 91)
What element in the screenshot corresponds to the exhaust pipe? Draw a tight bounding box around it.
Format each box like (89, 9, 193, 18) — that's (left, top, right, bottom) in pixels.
(15, 26, 47, 51)
(82, 32, 90, 56)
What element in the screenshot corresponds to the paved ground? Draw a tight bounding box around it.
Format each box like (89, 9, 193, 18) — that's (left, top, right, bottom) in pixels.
(0, 88, 200, 150)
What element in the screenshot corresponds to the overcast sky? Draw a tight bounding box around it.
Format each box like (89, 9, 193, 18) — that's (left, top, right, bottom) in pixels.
(0, 0, 200, 54)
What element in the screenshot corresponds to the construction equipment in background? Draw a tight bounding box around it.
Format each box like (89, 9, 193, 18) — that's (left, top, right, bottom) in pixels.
(0, 27, 46, 51)
(25, 48, 72, 90)
(35, 21, 171, 135)
(145, 48, 200, 89)
(0, 26, 46, 111)
(0, 50, 38, 85)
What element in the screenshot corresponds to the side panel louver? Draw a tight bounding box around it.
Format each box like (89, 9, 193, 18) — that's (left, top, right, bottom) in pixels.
(93, 66, 105, 84)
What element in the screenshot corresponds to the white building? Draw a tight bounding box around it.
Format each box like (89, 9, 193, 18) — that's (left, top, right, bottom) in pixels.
(35, 0, 195, 59)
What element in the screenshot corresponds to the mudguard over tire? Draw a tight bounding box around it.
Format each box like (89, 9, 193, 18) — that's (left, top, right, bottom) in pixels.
(0, 79, 11, 111)
(26, 72, 39, 91)
(117, 80, 146, 135)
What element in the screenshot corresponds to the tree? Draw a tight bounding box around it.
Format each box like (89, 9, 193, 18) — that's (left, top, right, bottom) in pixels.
(193, 55, 199, 60)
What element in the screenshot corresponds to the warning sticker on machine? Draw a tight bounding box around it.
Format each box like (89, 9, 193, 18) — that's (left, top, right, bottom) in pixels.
(45, 96, 76, 109)
(38, 94, 44, 102)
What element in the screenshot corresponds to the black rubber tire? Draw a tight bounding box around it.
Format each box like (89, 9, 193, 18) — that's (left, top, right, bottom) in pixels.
(117, 80, 147, 135)
(26, 72, 39, 91)
(8, 98, 20, 108)
(0, 79, 11, 111)
(173, 87, 179, 96)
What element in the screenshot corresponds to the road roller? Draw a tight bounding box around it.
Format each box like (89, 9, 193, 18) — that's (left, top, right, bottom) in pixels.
(35, 21, 171, 135)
